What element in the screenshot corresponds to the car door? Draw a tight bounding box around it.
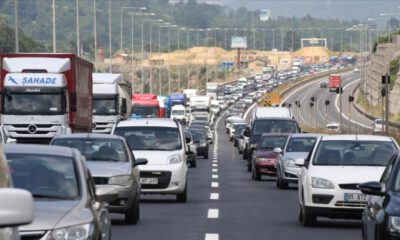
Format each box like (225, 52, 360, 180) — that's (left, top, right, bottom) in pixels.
(365, 155, 397, 238)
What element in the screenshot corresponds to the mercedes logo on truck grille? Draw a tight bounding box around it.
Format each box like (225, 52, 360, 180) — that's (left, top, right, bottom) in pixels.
(28, 124, 37, 134)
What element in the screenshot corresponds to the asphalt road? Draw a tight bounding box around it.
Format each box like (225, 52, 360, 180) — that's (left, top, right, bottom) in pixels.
(282, 72, 374, 133)
(111, 109, 362, 240)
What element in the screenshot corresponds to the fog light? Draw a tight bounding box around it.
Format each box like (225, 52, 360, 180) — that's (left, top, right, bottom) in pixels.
(119, 199, 126, 206)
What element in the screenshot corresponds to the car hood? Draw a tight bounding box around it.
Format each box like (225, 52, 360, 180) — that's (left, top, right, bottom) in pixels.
(284, 152, 309, 160)
(20, 200, 80, 231)
(133, 150, 181, 165)
(310, 166, 385, 184)
(86, 161, 131, 178)
(256, 150, 277, 158)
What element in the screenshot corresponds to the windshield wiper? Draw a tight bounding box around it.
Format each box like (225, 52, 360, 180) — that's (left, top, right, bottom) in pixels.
(32, 193, 69, 200)
(87, 158, 120, 162)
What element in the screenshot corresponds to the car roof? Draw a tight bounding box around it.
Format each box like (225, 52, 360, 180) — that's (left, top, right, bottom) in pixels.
(4, 144, 76, 158)
(117, 118, 178, 128)
(261, 133, 290, 137)
(320, 134, 393, 142)
(53, 133, 125, 140)
(289, 133, 323, 138)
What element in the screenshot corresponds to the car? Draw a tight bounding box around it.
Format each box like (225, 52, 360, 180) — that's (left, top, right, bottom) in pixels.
(190, 129, 209, 159)
(320, 82, 327, 88)
(225, 116, 244, 134)
(297, 135, 398, 226)
(237, 128, 248, 155)
(51, 133, 147, 224)
(353, 67, 360, 73)
(5, 144, 117, 239)
(189, 125, 213, 144)
(275, 134, 320, 189)
(359, 151, 400, 240)
(251, 133, 290, 181)
(372, 118, 384, 133)
(233, 123, 248, 146)
(184, 131, 198, 167)
(326, 122, 340, 133)
(113, 119, 189, 202)
(228, 121, 246, 141)
(0, 146, 34, 240)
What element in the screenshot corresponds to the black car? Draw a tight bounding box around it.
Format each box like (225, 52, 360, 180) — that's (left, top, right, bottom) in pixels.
(359, 151, 400, 240)
(233, 124, 248, 146)
(189, 129, 209, 159)
(320, 82, 327, 88)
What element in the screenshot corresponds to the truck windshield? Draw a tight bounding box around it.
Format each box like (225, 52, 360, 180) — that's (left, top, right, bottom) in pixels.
(3, 92, 65, 115)
(253, 119, 299, 135)
(131, 106, 158, 118)
(93, 98, 117, 115)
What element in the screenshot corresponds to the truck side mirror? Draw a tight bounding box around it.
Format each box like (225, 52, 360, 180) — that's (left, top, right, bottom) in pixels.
(121, 99, 127, 115)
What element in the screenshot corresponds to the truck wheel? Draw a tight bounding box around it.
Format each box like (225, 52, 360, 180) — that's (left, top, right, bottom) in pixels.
(125, 196, 140, 225)
(176, 183, 187, 203)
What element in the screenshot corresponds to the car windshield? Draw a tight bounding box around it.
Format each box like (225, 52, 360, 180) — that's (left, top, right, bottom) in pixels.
(191, 131, 206, 141)
(253, 119, 299, 135)
(114, 127, 182, 151)
(93, 98, 117, 115)
(52, 138, 128, 162)
(286, 137, 317, 152)
(3, 92, 66, 115)
(234, 124, 247, 133)
(259, 136, 288, 151)
(7, 153, 79, 200)
(131, 106, 158, 118)
(313, 140, 397, 166)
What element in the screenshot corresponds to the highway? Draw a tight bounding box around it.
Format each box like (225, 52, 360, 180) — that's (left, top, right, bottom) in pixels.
(111, 108, 362, 240)
(282, 72, 374, 133)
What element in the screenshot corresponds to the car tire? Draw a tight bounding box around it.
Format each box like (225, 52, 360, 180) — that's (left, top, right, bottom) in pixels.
(299, 204, 316, 227)
(204, 152, 209, 159)
(125, 196, 140, 225)
(234, 140, 238, 147)
(247, 161, 251, 172)
(243, 149, 248, 160)
(277, 171, 289, 189)
(238, 149, 243, 154)
(226, 129, 229, 134)
(229, 136, 233, 142)
(252, 167, 261, 181)
(176, 182, 187, 203)
(191, 157, 197, 168)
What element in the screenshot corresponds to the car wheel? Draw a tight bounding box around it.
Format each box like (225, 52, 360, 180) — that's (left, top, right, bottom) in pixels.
(277, 171, 289, 189)
(238, 149, 243, 154)
(125, 196, 140, 225)
(176, 182, 187, 203)
(247, 161, 252, 172)
(226, 129, 229, 134)
(191, 157, 197, 168)
(204, 152, 209, 159)
(299, 204, 316, 227)
(252, 167, 261, 181)
(243, 149, 248, 160)
(229, 136, 233, 142)
(234, 140, 238, 147)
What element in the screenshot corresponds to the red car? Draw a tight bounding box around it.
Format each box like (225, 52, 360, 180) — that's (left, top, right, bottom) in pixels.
(251, 133, 289, 181)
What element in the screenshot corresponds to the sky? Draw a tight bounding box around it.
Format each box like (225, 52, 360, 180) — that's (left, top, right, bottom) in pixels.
(197, 0, 400, 21)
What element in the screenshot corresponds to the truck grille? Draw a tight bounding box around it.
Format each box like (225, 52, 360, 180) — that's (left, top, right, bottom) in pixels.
(140, 171, 171, 189)
(93, 177, 109, 185)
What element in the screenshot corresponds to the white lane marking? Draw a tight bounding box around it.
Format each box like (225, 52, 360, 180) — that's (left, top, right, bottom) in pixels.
(213, 160, 218, 163)
(205, 233, 219, 240)
(212, 174, 219, 179)
(207, 209, 219, 218)
(211, 182, 219, 188)
(334, 79, 372, 129)
(210, 193, 219, 200)
(212, 168, 218, 172)
(212, 164, 218, 167)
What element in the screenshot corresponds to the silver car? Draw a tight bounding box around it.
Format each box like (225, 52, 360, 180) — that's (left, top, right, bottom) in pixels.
(51, 133, 147, 225)
(5, 144, 117, 240)
(275, 134, 320, 189)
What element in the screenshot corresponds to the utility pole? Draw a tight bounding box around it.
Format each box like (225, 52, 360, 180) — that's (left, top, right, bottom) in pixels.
(348, 95, 354, 133)
(14, 0, 19, 52)
(76, 0, 80, 56)
(382, 74, 390, 135)
(108, 0, 112, 73)
(52, 0, 56, 53)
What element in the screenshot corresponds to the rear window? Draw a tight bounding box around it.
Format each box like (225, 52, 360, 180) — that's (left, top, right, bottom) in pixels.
(253, 119, 299, 135)
(286, 137, 317, 153)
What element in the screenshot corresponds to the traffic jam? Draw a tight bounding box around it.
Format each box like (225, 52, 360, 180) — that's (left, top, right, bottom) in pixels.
(0, 53, 398, 240)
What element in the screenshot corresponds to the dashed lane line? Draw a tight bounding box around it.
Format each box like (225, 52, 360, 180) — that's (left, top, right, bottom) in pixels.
(207, 209, 219, 219)
(212, 169, 218, 172)
(210, 193, 220, 200)
(212, 174, 219, 179)
(211, 182, 219, 188)
(212, 164, 218, 167)
(205, 233, 219, 240)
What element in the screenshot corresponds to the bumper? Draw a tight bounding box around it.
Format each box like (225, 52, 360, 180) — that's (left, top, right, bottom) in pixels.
(305, 206, 362, 219)
(280, 165, 300, 183)
(139, 164, 187, 194)
(105, 186, 137, 213)
(197, 146, 208, 156)
(255, 162, 277, 176)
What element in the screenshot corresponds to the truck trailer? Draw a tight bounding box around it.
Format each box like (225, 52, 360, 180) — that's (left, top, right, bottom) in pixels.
(328, 74, 341, 92)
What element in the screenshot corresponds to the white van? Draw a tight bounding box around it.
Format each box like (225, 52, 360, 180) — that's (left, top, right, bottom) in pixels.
(373, 119, 384, 133)
(170, 104, 187, 124)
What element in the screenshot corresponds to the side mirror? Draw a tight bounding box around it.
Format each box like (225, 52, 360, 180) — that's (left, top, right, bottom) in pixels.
(6, 138, 17, 144)
(295, 158, 305, 167)
(243, 127, 251, 137)
(358, 181, 384, 196)
(273, 147, 283, 154)
(134, 158, 148, 166)
(95, 185, 118, 203)
(0, 189, 34, 228)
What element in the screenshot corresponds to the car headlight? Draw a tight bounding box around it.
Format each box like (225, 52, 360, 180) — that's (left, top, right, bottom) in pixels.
(50, 223, 93, 240)
(311, 177, 334, 189)
(108, 175, 133, 186)
(389, 216, 400, 233)
(283, 159, 296, 168)
(167, 154, 182, 164)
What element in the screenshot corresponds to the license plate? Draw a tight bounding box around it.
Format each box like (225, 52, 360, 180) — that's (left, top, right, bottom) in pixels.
(140, 178, 158, 185)
(344, 193, 367, 202)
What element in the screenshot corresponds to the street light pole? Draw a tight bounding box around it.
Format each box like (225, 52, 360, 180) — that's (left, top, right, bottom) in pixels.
(76, 0, 80, 56)
(120, 7, 146, 52)
(14, 0, 19, 52)
(93, 0, 97, 67)
(108, 0, 112, 73)
(52, 0, 56, 53)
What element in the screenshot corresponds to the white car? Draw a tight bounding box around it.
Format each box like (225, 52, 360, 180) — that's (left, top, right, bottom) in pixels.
(326, 123, 340, 133)
(297, 135, 398, 226)
(113, 119, 188, 202)
(229, 122, 247, 141)
(372, 119, 384, 133)
(353, 68, 360, 73)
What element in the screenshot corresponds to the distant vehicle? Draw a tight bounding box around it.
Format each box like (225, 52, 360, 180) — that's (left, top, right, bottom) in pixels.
(0, 53, 93, 144)
(353, 68, 360, 73)
(229, 122, 247, 142)
(113, 119, 189, 202)
(165, 93, 186, 117)
(51, 133, 147, 224)
(182, 89, 199, 106)
(189, 129, 209, 159)
(184, 131, 197, 167)
(210, 100, 221, 116)
(92, 73, 131, 133)
(170, 104, 187, 124)
(328, 74, 341, 92)
(320, 82, 327, 88)
(254, 73, 262, 80)
(5, 144, 117, 239)
(373, 119, 384, 133)
(326, 122, 340, 132)
(190, 96, 211, 112)
(206, 82, 219, 100)
(251, 133, 289, 181)
(359, 150, 400, 240)
(297, 135, 398, 226)
(131, 94, 161, 118)
(0, 146, 34, 240)
(233, 124, 248, 147)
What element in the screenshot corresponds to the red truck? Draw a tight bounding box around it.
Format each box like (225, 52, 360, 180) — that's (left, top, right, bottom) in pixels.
(130, 94, 161, 118)
(328, 74, 341, 92)
(0, 53, 93, 143)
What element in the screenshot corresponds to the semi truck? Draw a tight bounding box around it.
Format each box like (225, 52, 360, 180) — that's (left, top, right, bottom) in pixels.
(206, 82, 219, 100)
(130, 94, 160, 118)
(328, 74, 341, 92)
(190, 95, 211, 112)
(92, 73, 131, 133)
(0, 53, 93, 143)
